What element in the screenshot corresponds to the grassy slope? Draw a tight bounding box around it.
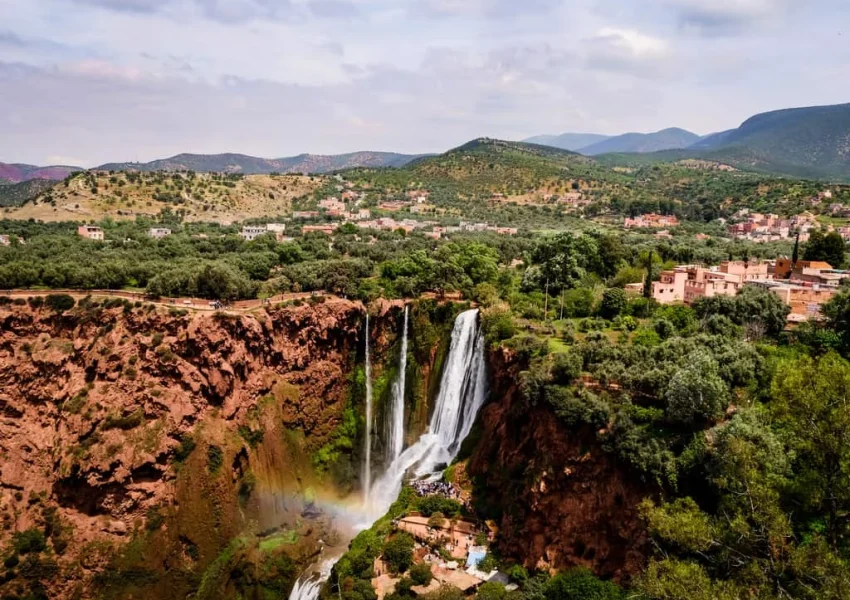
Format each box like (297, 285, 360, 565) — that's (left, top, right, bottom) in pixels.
(2, 171, 323, 222)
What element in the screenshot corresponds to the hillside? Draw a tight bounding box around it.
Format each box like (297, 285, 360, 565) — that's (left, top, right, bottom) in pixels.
(578, 127, 701, 155)
(2, 170, 322, 222)
(343, 137, 622, 205)
(523, 132, 611, 151)
(98, 151, 424, 174)
(0, 178, 56, 207)
(690, 103, 850, 179)
(0, 162, 81, 183)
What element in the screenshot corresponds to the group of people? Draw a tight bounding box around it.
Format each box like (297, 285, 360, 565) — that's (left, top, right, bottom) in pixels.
(411, 479, 462, 500)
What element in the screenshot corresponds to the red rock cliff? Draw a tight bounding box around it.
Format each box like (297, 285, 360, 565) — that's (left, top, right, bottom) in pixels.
(0, 297, 406, 598)
(467, 347, 650, 582)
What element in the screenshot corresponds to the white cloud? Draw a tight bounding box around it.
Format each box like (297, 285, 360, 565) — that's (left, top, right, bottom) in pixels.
(1, 0, 849, 165)
(593, 27, 669, 59)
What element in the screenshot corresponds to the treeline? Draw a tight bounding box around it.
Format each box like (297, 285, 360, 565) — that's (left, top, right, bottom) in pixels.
(477, 280, 850, 599)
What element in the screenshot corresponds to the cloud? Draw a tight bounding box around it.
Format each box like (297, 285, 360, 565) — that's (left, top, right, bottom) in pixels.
(665, 0, 789, 34)
(308, 0, 359, 19)
(0, 31, 27, 47)
(416, 0, 560, 18)
(73, 0, 173, 12)
(585, 27, 671, 76)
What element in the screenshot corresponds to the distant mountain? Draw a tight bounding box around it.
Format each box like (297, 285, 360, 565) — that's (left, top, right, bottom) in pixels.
(523, 133, 611, 151)
(686, 104, 850, 179)
(0, 163, 81, 183)
(578, 128, 701, 156)
(98, 151, 425, 174)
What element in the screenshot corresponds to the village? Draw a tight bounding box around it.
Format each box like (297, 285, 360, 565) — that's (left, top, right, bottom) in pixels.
(369, 480, 512, 600)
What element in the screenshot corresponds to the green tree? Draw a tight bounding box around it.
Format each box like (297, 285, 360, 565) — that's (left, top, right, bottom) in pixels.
(664, 351, 728, 425)
(599, 288, 627, 319)
(804, 230, 846, 268)
(382, 533, 414, 574)
(772, 353, 850, 549)
(544, 569, 622, 600)
(410, 563, 433, 586)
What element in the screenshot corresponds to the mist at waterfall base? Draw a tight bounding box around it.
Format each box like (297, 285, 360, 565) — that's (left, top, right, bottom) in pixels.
(288, 308, 487, 600)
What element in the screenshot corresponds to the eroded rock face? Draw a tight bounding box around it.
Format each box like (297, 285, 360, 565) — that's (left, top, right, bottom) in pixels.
(467, 348, 650, 582)
(0, 298, 403, 598)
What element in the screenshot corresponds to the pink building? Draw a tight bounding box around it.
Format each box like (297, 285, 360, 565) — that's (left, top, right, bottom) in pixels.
(652, 261, 771, 305)
(77, 225, 104, 241)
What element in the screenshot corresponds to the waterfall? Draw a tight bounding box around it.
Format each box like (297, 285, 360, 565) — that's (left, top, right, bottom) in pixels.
(363, 313, 373, 502)
(288, 557, 338, 600)
(368, 308, 487, 516)
(386, 306, 409, 464)
(288, 308, 487, 600)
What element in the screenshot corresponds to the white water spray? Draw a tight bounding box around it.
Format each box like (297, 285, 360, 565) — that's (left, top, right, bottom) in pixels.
(363, 313, 373, 502)
(386, 306, 409, 464)
(288, 557, 338, 600)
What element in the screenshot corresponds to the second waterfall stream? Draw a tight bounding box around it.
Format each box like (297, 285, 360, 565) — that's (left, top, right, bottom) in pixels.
(289, 308, 487, 600)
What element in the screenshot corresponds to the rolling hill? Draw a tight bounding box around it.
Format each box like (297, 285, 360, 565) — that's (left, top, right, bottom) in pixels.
(0, 162, 81, 183)
(688, 103, 850, 180)
(98, 151, 425, 174)
(523, 128, 700, 155)
(578, 128, 701, 155)
(2, 170, 322, 222)
(0, 179, 57, 207)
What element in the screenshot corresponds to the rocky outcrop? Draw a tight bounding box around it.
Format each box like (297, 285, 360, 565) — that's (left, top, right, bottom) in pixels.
(468, 348, 650, 582)
(0, 297, 408, 599)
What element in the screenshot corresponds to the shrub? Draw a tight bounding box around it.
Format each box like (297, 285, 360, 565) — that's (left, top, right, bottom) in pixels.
(45, 294, 75, 313)
(428, 512, 446, 529)
(544, 569, 622, 600)
(478, 582, 507, 600)
(410, 563, 433, 586)
(207, 445, 224, 474)
(551, 352, 582, 385)
(13, 528, 46, 555)
(416, 496, 462, 518)
(382, 533, 414, 573)
(508, 564, 529, 583)
(238, 425, 265, 448)
(481, 310, 516, 347)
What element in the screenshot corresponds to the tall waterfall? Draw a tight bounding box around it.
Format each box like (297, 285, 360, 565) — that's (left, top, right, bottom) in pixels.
(363, 313, 373, 501)
(288, 308, 487, 600)
(368, 308, 487, 516)
(385, 306, 409, 464)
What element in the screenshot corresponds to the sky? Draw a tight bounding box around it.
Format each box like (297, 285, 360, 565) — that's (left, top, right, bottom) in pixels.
(1, 0, 849, 167)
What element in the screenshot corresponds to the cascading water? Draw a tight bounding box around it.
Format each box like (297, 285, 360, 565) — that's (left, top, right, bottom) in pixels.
(385, 305, 409, 464)
(363, 313, 373, 502)
(367, 308, 487, 517)
(288, 556, 339, 600)
(288, 308, 487, 600)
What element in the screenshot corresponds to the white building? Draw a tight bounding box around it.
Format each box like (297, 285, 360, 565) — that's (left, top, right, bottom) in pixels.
(148, 228, 172, 239)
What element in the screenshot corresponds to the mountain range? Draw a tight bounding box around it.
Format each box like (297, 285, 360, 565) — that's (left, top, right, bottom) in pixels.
(0, 163, 81, 183)
(97, 151, 425, 175)
(524, 128, 702, 155)
(527, 103, 850, 180)
(3, 103, 849, 185)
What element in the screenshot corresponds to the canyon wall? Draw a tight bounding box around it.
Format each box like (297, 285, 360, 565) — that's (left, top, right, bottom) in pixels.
(467, 347, 650, 582)
(0, 297, 454, 599)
